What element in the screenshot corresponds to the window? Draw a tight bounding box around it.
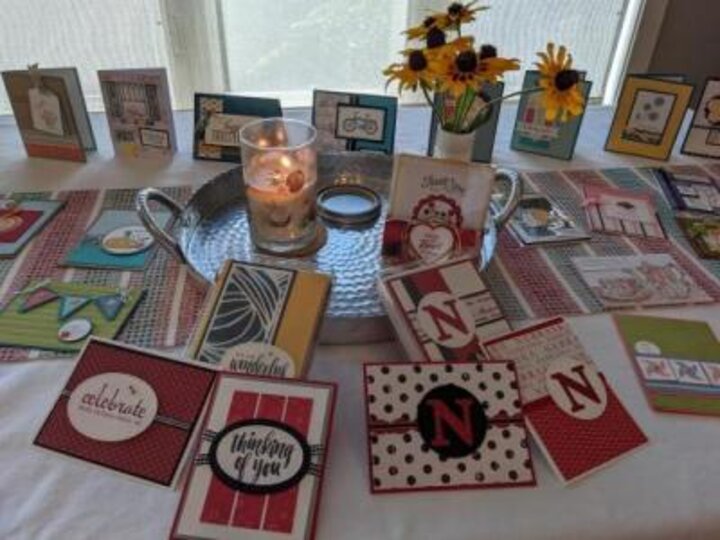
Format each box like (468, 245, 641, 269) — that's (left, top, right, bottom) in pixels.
(0, 0, 665, 114)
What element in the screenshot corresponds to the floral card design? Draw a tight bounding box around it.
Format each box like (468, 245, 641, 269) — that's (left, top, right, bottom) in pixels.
(193, 93, 282, 162)
(364, 361, 535, 493)
(571, 254, 713, 309)
(189, 260, 331, 379)
(483, 318, 648, 484)
(170, 374, 335, 540)
(312, 89, 397, 154)
(614, 314, 720, 417)
(33, 338, 217, 487)
(0, 199, 64, 257)
(583, 184, 665, 238)
(98, 68, 176, 158)
(677, 215, 720, 259)
(378, 257, 510, 362)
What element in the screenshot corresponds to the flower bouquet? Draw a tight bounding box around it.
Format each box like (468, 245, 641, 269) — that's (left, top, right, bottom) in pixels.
(384, 1, 586, 159)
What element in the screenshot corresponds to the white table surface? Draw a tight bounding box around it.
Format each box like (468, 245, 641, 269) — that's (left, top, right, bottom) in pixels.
(1, 106, 719, 540)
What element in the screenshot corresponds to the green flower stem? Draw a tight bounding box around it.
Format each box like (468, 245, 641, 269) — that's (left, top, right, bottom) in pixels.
(421, 84, 444, 127)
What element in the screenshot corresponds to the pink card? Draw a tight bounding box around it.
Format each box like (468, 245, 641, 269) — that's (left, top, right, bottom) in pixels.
(170, 374, 336, 540)
(582, 184, 665, 238)
(33, 338, 217, 487)
(483, 318, 648, 484)
(364, 361, 536, 493)
(378, 257, 511, 362)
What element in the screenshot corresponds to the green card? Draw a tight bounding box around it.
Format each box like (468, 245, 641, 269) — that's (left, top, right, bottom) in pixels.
(0, 281, 144, 352)
(614, 314, 720, 417)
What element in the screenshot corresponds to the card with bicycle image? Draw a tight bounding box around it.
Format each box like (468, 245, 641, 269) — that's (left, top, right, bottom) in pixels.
(312, 89, 397, 154)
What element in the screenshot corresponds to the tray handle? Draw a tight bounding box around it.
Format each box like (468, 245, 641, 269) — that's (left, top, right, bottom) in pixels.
(493, 168, 523, 228)
(136, 188, 186, 264)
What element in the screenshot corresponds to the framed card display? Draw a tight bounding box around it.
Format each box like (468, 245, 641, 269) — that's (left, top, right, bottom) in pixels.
(364, 361, 536, 493)
(188, 260, 331, 378)
(170, 374, 336, 540)
(614, 314, 720, 417)
(681, 77, 720, 159)
(98, 68, 176, 158)
(0, 199, 64, 257)
(311, 89, 397, 154)
(193, 93, 282, 162)
(582, 184, 665, 238)
(2, 66, 95, 162)
(33, 338, 218, 487)
(427, 82, 504, 163)
(483, 318, 648, 484)
(605, 75, 694, 160)
(511, 71, 592, 160)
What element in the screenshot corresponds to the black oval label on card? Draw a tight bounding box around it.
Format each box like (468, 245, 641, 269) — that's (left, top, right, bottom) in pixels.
(417, 383, 487, 459)
(209, 419, 311, 494)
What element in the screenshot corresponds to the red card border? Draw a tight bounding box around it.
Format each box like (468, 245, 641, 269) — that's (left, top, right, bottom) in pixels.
(32, 337, 218, 487)
(362, 360, 537, 495)
(170, 372, 337, 540)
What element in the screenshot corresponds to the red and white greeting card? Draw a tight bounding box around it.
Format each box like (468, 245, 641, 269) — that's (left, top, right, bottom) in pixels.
(582, 184, 665, 238)
(378, 257, 510, 362)
(33, 338, 217, 487)
(483, 318, 648, 484)
(170, 374, 336, 540)
(364, 361, 535, 493)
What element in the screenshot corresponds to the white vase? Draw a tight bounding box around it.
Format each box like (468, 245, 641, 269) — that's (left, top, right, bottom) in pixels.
(433, 128, 475, 161)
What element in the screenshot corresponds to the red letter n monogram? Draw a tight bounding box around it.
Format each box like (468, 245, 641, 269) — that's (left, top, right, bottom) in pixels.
(421, 299, 468, 342)
(427, 398, 475, 447)
(549, 365, 602, 413)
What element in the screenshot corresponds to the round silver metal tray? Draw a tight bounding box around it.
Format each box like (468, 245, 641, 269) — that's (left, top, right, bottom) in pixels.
(136, 153, 520, 344)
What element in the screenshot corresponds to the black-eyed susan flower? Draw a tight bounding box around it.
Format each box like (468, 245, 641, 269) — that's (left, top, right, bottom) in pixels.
(384, 49, 436, 93)
(535, 42, 585, 122)
(477, 55, 520, 82)
(436, 49, 484, 97)
(446, 1, 488, 26)
(405, 14, 450, 39)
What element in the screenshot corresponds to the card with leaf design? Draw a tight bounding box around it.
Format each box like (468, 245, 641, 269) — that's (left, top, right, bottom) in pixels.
(170, 374, 336, 540)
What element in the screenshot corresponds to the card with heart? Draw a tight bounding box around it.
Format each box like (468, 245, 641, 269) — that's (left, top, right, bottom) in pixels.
(170, 373, 336, 540)
(364, 361, 535, 493)
(378, 257, 510, 362)
(483, 318, 648, 484)
(33, 338, 218, 487)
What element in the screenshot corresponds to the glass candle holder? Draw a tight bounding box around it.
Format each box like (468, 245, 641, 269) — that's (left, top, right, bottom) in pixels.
(239, 118, 318, 254)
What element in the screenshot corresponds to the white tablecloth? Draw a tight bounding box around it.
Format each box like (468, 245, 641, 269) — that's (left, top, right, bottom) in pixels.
(0, 107, 719, 540)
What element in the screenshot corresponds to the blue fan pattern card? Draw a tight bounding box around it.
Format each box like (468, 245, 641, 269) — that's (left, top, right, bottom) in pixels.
(63, 209, 169, 270)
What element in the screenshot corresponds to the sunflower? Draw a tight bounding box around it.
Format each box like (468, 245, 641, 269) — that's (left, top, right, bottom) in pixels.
(384, 49, 436, 93)
(436, 49, 485, 97)
(534, 42, 585, 122)
(405, 13, 450, 39)
(425, 36, 475, 61)
(477, 55, 520, 82)
(446, 1, 488, 26)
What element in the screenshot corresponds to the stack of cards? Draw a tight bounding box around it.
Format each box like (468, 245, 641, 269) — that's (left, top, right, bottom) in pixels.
(378, 257, 510, 362)
(34, 339, 218, 487)
(364, 361, 535, 493)
(170, 374, 336, 540)
(188, 260, 332, 378)
(615, 314, 720, 417)
(583, 184, 665, 239)
(484, 318, 648, 484)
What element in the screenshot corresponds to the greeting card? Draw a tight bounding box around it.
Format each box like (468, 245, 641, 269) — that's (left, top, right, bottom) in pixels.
(364, 361, 535, 493)
(34, 339, 217, 486)
(98, 68, 176, 158)
(572, 254, 712, 309)
(312, 89, 397, 154)
(605, 75, 693, 161)
(653, 168, 720, 215)
(614, 314, 720, 417)
(583, 184, 665, 238)
(0, 199, 64, 257)
(194, 94, 282, 162)
(378, 257, 510, 362)
(427, 82, 504, 163)
(677, 215, 720, 259)
(2, 66, 95, 162)
(483, 318, 648, 484)
(189, 260, 332, 378)
(508, 194, 589, 245)
(681, 77, 720, 159)
(511, 71, 591, 160)
(0, 281, 144, 352)
(170, 374, 335, 540)
(382, 154, 496, 262)
(63, 209, 169, 270)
